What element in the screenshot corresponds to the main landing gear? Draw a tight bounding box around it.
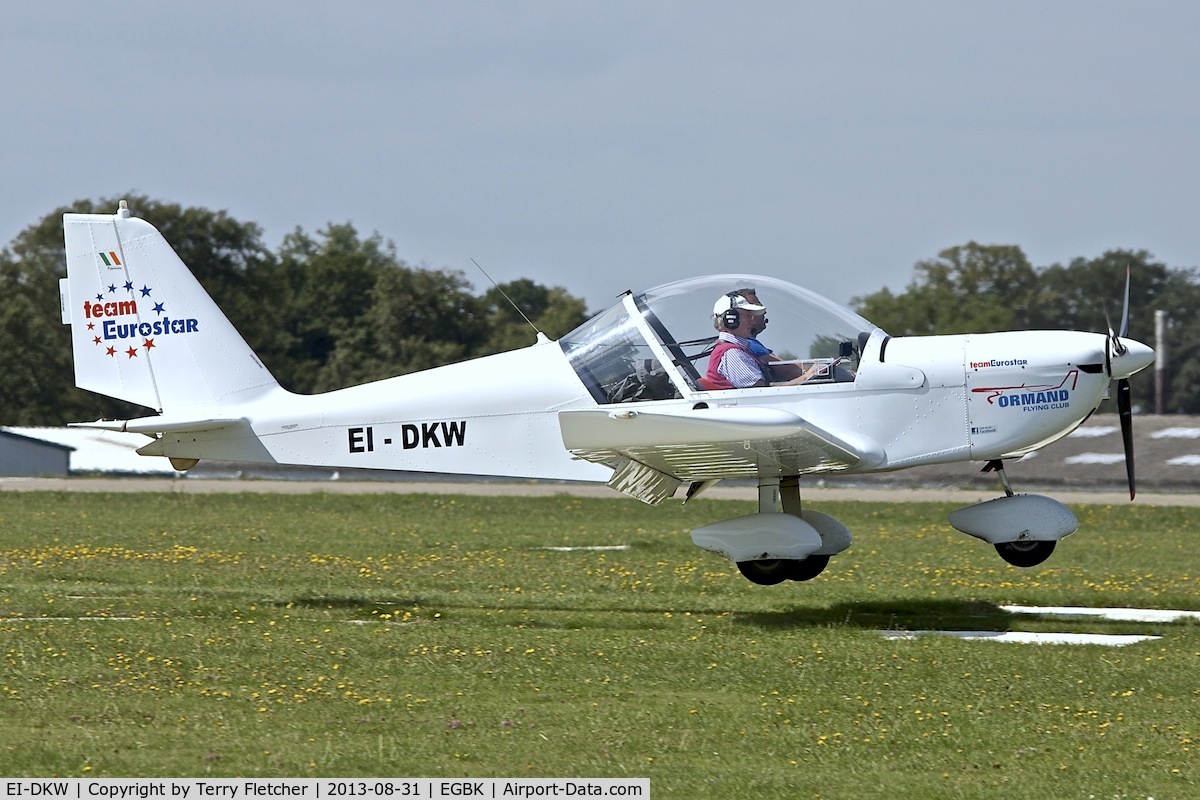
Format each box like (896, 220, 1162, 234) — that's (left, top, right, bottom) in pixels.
(737, 554, 832, 586)
(690, 476, 852, 586)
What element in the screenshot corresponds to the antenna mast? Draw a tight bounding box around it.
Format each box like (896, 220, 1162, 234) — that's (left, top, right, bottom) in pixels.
(471, 258, 543, 339)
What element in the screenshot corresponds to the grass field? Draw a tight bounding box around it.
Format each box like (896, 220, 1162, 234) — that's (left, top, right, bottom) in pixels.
(0, 490, 1196, 797)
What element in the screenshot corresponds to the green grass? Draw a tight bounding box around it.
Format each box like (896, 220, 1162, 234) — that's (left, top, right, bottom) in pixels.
(0, 491, 1196, 797)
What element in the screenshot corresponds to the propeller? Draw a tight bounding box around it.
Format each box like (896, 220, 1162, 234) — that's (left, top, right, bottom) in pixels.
(1105, 264, 1136, 500)
(1117, 376, 1135, 500)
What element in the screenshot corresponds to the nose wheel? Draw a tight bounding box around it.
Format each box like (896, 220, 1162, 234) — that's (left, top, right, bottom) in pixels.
(977, 460, 1062, 568)
(994, 540, 1056, 567)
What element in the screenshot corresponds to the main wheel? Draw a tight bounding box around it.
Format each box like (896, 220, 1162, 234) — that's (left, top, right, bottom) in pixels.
(995, 540, 1056, 568)
(737, 559, 791, 585)
(786, 555, 830, 581)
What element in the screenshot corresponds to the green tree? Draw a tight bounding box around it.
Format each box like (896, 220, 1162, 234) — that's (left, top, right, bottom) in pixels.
(314, 263, 486, 391)
(268, 223, 397, 392)
(479, 279, 590, 354)
(1029, 250, 1174, 333)
(854, 243, 1039, 335)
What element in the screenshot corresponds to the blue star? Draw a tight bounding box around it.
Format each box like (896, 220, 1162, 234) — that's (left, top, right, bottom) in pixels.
(107, 284, 117, 294)
(140, 285, 152, 297)
(124, 281, 134, 292)
(95, 293, 104, 302)
(153, 302, 166, 315)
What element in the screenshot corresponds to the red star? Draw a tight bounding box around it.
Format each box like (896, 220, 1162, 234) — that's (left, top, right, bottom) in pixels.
(86, 322, 95, 330)
(126, 347, 138, 358)
(143, 338, 155, 351)
(106, 346, 116, 357)
(93, 336, 102, 345)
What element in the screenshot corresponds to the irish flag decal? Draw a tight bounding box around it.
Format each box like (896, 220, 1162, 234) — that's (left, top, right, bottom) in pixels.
(98, 251, 122, 267)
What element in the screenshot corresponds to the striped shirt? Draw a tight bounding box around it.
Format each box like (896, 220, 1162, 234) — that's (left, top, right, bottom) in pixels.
(715, 332, 768, 388)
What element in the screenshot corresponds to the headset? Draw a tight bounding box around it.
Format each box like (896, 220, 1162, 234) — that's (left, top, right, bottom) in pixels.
(720, 292, 742, 329)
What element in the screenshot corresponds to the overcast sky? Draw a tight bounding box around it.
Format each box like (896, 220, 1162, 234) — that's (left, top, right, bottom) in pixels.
(5, 2, 1199, 312)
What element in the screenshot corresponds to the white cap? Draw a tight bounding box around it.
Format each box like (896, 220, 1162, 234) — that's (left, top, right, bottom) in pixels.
(713, 293, 766, 316)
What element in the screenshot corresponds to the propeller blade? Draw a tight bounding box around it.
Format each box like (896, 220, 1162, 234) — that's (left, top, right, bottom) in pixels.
(1102, 302, 1115, 377)
(1103, 298, 1126, 365)
(1117, 377, 1135, 500)
(1119, 263, 1131, 339)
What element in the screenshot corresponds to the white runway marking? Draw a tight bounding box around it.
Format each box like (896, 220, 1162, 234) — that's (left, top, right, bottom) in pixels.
(1166, 454, 1200, 466)
(1068, 426, 1118, 438)
(880, 630, 1159, 646)
(1064, 453, 1126, 465)
(1151, 427, 1200, 439)
(1002, 605, 1200, 623)
(879, 604, 1198, 645)
(534, 545, 630, 551)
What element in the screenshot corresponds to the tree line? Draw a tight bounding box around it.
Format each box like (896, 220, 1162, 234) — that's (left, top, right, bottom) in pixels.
(2, 197, 1197, 425)
(0, 196, 588, 425)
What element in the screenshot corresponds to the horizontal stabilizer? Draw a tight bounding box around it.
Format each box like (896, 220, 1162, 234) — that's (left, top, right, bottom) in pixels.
(70, 416, 245, 435)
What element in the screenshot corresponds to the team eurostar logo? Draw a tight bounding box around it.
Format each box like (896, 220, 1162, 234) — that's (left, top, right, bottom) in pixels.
(972, 370, 1078, 411)
(81, 281, 200, 359)
(968, 357, 1029, 369)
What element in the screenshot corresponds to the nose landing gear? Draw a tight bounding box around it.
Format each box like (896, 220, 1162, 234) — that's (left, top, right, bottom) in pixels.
(994, 539, 1057, 568)
(949, 460, 1077, 568)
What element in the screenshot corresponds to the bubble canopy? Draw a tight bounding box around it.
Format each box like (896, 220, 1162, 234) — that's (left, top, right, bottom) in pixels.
(560, 274, 881, 404)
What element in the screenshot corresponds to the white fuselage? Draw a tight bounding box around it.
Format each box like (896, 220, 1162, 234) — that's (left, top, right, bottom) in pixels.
(140, 337, 611, 481)
(141, 328, 1128, 484)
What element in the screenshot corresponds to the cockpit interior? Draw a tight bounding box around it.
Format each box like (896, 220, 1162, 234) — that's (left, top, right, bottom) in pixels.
(560, 274, 879, 404)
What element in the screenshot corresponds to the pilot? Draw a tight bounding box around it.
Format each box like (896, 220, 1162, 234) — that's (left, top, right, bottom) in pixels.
(735, 287, 802, 380)
(707, 293, 816, 389)
(734, 287, 773, 359)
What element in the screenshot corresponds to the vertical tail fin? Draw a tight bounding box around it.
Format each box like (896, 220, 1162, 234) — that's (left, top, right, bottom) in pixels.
(61, 201, 279, 414)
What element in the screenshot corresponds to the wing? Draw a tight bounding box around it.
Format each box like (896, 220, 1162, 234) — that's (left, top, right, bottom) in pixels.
(558, 406, 884, 504)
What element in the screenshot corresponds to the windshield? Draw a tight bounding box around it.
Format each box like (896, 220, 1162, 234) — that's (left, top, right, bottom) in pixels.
(560, 298, 682, 404)
(561, 274, 879, 402)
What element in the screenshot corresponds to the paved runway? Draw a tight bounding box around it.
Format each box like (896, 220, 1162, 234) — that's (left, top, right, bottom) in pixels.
(2, 476, 1197, 506)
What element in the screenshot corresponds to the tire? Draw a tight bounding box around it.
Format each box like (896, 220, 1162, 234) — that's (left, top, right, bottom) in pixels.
(737, 559, 791, 585)
(786, 555, 830, 581)
(995, 540, 1056, 568)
